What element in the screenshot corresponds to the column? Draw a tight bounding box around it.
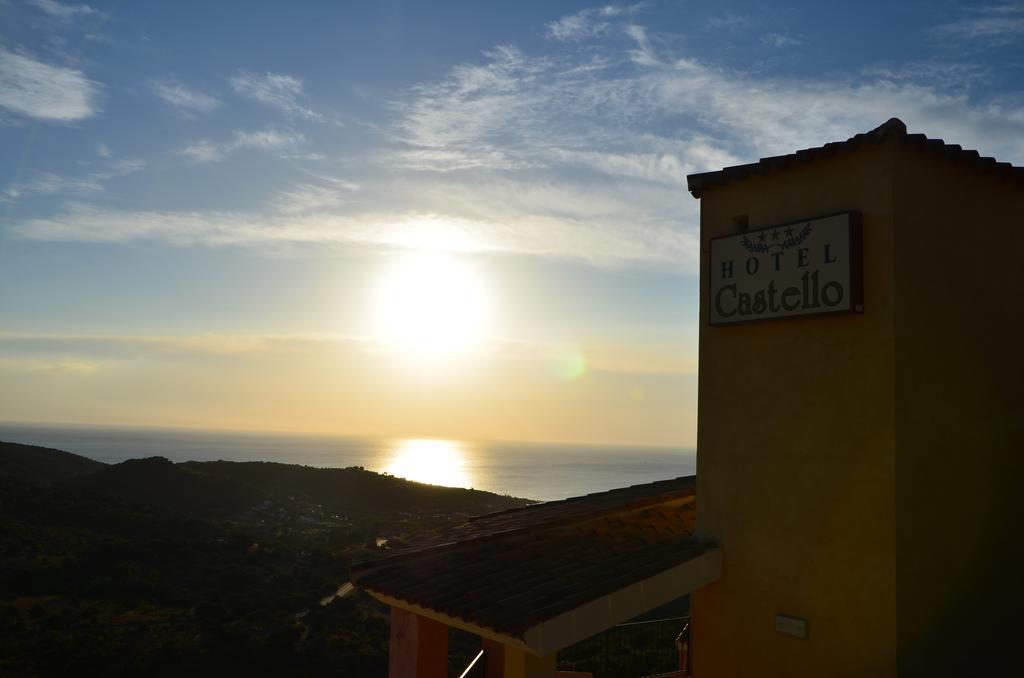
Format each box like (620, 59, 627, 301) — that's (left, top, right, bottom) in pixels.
(481, 638, 558, 677)
(388, 607, 448, 678)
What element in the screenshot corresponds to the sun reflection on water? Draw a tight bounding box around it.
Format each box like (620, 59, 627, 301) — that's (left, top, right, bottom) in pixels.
(381, 439, 474, 489)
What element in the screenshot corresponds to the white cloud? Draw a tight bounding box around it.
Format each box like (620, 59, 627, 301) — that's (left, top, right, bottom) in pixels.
(646, 66, 1024, 161)
(179, 129, 306, 162)
(231, 129, 306, 155)
(377, 28, 1024, 269)
(286, 152, 329, 161)
(110, 158, 146, 175)
(8, 200, 698, 268)
(151, 77, 220, 114)
(551, 140, 739, 186)
(625, 24, 660, 66)
(392, 45, 728, 177)
(0, 331, 364, 361)
(29, 0, 98, 19)
(393, 35, 1024, 173)
(274, 182, 358, 215)
(230, 71, 322, 120)
(546, 4, 638, 41)
(9, 15, 1024, 274)
(761, 32, 802, 48)
(3, 173, 103, 201)
(861, 61, 990, 92)
(0, 48, 100, 122)
(392, 46, 546, 169)
(0, 357, 99, 373)
(178, 140, 222, 163)
(3, 158, 144, 203)
(96, 143, 111, 157)
(705, 14, 752, 31)
(0, 331, 694, 376)
(931, 5, 1024, 43)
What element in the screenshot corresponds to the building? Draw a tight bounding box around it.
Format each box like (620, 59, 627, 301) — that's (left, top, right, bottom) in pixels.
(354, 119, 1024, 677)
(688, 118, 1023, 677)
(351, 476, 717, 677)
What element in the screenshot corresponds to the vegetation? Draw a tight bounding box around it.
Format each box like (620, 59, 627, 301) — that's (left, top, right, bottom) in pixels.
(0, 441, 530, 677)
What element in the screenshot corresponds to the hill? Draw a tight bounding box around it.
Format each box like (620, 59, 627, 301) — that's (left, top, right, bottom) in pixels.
(0, 439, 533, 676)
(0, 440, 106, 487)
(0, 440, 532, 520)
(67, 456, 268, 518)
(182, 459, 528, 517)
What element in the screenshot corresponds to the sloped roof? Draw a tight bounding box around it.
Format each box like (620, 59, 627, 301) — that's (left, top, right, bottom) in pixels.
(686, 118, 1024, 198)
(402, 475, 697, 550)
(350, 476, 718, 654)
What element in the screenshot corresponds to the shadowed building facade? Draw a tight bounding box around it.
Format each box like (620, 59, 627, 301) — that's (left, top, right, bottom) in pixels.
(688, 118, 1024, 677)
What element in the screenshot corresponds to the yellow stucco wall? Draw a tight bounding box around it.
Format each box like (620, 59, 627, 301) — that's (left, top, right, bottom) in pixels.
(692, 143, 900, 678)
(691, 137, 1024, 677)
(892, 147, 1024, 676)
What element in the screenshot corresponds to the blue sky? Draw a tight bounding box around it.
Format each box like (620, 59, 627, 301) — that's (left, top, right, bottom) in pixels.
(1, 0, 1023, 444)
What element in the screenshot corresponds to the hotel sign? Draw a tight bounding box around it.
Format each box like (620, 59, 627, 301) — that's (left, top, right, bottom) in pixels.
(709, 212, 862, 325)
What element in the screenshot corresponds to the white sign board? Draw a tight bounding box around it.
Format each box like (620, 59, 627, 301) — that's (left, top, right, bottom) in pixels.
(709, 212, 862, 325)
(775, 614, 809, 639)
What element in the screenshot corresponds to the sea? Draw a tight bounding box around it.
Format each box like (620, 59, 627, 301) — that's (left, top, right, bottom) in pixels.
(0, 423, 696, 502)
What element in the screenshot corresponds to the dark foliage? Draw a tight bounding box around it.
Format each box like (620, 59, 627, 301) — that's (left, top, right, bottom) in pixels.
(0, 441, 529, 677)
(0, 441, 106, 486)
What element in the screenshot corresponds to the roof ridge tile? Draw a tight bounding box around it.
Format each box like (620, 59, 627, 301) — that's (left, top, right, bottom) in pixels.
(687, 118, 1022, 196)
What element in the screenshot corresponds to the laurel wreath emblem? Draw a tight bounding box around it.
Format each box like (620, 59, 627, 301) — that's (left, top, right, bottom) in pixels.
(741, 224, 814, 254)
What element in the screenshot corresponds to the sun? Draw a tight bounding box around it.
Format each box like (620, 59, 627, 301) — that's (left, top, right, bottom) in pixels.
(372, 252, 489, 355)
(381, 439, 474, 488)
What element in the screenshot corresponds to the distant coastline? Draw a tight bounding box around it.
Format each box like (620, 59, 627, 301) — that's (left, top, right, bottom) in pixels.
(0, 423, 696, 502)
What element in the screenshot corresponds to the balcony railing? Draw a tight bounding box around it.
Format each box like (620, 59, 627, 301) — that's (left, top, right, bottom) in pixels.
(457, 649, 485, 678)
(556, 615, 689, 677)
(450, 616, 689, 677)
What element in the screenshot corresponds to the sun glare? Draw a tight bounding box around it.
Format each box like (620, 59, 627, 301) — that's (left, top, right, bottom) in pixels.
(373, 252, 489, 356)
(382, 439, 474, 488)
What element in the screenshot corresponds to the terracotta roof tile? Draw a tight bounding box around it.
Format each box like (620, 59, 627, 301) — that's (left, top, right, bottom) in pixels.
(686, 118, 1024, 197)
(350, 476, 710, 638)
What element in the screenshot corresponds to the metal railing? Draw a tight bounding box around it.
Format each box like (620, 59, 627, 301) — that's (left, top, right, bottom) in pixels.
(556, 615, 689, 677)
(451, 616, 689, 677)
(457, 648, 485, 678)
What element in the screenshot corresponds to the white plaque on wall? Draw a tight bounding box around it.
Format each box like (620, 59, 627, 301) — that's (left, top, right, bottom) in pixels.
(775, 614, 809, 639)
(709, 212, 863, 325)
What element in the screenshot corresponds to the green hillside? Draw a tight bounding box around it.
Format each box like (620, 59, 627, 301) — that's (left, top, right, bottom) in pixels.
(0, 440, 531, 676)
(68, 456, 268, 518)
(0, 440, 107, 487)
(182, 459, 527, 517)
(1, 440, 531, 520)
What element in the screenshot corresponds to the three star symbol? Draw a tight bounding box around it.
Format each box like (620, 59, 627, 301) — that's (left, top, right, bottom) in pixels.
(752, 224, 803, 250)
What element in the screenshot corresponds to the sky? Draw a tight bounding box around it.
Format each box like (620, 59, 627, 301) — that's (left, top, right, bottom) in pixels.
(1, 0, 1023, 446)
